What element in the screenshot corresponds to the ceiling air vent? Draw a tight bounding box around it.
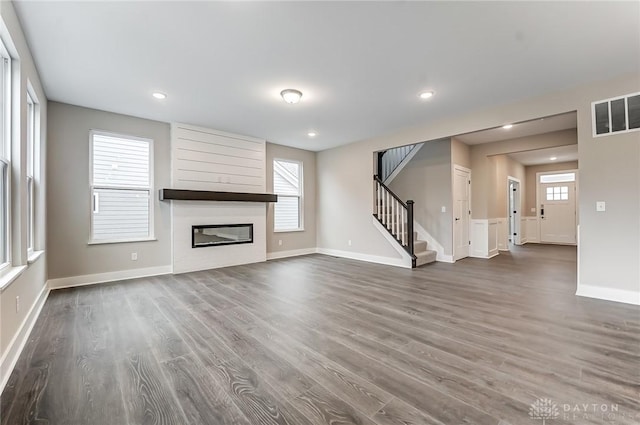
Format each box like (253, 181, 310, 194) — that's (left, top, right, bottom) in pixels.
(592, 92, 640, 137)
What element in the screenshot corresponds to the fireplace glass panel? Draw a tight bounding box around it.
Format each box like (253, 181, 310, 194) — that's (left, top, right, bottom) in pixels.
(192, 224, 253, 248)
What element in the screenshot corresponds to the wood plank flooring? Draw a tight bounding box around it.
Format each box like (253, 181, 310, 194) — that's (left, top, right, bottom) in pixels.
(2, 244, 639, 425)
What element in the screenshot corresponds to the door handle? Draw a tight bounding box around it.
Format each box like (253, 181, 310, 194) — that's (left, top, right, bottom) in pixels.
(455, 217, 460, 221)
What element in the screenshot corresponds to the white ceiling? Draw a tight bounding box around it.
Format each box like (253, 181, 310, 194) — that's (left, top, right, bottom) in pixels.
(455, 112, 577, 145)
(507, 144, 579, 166)
(13, 1, 640, 151)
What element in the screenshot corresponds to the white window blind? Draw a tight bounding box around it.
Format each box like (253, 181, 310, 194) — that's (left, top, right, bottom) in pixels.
(273, 159, 302, 231)
(91, 132, 152, 242)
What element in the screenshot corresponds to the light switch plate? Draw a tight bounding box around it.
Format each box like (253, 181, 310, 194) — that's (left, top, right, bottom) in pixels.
(441, 206, 446, 213)
(596, 201, 606, 212)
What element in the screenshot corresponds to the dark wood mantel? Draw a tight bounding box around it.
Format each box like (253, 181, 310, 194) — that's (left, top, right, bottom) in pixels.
(159, 189, 277, 203)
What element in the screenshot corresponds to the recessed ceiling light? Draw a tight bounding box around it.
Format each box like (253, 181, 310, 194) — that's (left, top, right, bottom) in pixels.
(152, 92, 167, 100)
(281, 89, 303, 104)
(419, 91, 435, 99)
(502, 124, 513, 129)
(550, 156, 557, 161)
(307, 131, 317, 137)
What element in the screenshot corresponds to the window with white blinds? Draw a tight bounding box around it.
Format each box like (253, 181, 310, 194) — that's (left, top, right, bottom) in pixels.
(90, 131, 153, 243)
(273, 159, 303, 231)
(0, 42, 11, 270)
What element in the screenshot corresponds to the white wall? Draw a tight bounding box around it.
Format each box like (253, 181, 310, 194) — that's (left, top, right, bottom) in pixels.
(316, 73, 639, 304)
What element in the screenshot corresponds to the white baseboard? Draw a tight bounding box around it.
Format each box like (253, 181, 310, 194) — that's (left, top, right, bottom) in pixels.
(437, 255, 455, 263)
(469, 252, 500, 259)
(267, 248, 318, 260)
(316, 248, 411, 269)
(576, 284, 640, 306)
(0, 283, 49, 394)
(47, 265, 172, 290)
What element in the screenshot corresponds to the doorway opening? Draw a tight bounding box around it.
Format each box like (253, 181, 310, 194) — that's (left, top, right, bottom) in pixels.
(537, 170, 578, 244)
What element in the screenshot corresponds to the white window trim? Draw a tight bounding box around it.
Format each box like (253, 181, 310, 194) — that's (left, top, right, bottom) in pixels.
(273, 158, 304, 233)
(591, 91, 640, 138)
(0, 39, 12, 276)
(26, 87, 37, 255)
(536, 169, 579, 221)
(89, 129, 155, 244)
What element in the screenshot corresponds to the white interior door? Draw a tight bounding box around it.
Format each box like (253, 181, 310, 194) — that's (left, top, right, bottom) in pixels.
(453, 167, 470, 260)
(539, 182, 576, 244)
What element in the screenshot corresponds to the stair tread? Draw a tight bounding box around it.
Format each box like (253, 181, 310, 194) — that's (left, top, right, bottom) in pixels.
(415, 249, 437, 256)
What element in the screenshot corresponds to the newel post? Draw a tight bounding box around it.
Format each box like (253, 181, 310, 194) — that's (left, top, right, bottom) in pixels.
(406, 200, 414, 256)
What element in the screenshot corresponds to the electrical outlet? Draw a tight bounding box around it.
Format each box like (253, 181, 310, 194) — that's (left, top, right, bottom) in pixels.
(131, 252, 138, 261)
(441, 206, 446, 213)
(348, 240, 352, 246)
(16, 296, 19, 313)
(278, 239, 282, 246)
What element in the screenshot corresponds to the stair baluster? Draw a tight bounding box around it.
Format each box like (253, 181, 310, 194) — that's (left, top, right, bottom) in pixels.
(372, 175, 417, 267)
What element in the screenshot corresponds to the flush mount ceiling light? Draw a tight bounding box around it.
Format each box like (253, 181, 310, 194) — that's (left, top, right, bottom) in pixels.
(152, 92, 167, 100)
(550, 156, 558, 161)
(307, 131, 317, 137)
(281, 89, 303, 104)
(502, 124, 513, 129)
(419, 91, 435, 99)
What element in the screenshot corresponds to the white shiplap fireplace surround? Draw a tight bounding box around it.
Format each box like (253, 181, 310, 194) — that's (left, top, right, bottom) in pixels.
(169, 123, 269, 274)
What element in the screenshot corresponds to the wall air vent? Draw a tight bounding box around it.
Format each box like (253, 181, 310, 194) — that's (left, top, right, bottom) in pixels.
(592, 92, 640, 137)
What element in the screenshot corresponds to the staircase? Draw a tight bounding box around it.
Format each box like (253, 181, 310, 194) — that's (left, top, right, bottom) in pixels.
(373, 175, 436, 268)
(412, 231, 437, 267)
(378, 143, 424, 184)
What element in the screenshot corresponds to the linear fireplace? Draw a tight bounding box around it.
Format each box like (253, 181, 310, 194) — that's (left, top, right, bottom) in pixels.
(192, 224, 254, 248)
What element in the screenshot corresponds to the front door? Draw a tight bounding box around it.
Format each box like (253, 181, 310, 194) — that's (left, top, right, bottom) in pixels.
(539, 181, 576, 244)
(453, 167, 470, 260)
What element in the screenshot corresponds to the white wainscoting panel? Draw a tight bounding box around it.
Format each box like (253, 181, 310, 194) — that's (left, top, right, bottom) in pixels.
(497, 218, 508, 251)
(470, 219, 500, 259)
(171, 123, 265, 193)
(520, 218, 528, 244)
(488, 219, 499, 258)
(470, 220, 488, 258)
(172, 201, 267, 274)
(524, 217, 539, 243)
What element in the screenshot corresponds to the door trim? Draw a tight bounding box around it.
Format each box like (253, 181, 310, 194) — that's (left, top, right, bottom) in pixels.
(452, 164, 471, 261)
(535, 169, 579, 245)
(507, 176, 521, 247)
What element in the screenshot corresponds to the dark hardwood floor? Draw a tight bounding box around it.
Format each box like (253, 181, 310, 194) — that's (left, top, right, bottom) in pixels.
(2, 245, 639, 425)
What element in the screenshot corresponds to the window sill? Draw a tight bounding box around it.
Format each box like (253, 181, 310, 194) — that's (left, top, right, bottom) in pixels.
(88, 237, 157, 246)
(274, 228, 305, 233)
(0, 265, 28, 293)
(28, 250, 44, 264)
